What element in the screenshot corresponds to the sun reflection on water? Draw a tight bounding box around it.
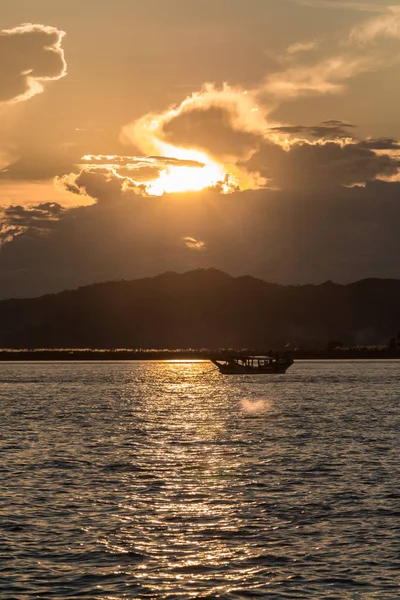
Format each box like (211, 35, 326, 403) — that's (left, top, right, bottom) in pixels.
(98, 362, 262, 596)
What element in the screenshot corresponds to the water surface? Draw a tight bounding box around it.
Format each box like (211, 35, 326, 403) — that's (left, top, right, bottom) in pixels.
(0, 360, 399, 598)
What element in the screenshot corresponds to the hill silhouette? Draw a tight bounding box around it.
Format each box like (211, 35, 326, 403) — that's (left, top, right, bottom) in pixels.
(0, 269, 399, 349)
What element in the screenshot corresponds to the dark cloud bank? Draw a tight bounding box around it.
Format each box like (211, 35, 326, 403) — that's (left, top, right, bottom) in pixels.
(1, 177, 400, 299)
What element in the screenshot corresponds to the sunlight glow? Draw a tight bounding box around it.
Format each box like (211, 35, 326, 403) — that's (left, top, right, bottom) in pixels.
(81, 149, 238, 197)
(145, 162, 224, 196)
(142, 141, 236, 195)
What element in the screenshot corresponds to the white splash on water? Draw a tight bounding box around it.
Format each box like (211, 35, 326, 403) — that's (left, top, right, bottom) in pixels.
(240, 399, 272, 415)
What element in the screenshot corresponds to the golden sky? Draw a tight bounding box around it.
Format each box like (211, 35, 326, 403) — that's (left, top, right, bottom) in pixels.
(1, 0, 400, 296)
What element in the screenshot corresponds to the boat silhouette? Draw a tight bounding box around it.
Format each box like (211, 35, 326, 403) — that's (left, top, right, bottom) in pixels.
(211, 355, 294, 374)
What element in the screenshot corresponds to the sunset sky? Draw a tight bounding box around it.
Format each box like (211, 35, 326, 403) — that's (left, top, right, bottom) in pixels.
(1, 0, 400, 297)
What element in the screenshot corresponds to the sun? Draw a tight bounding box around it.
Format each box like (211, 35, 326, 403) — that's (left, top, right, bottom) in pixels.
(145, 159, 227, 196)
(141, 140, 235, 195)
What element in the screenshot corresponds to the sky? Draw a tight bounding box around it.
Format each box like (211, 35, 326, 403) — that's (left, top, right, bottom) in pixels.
(1, 0, 400, 297)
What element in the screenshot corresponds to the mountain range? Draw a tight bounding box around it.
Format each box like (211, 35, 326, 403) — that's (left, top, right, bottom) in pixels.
(0, 269, 399, 349)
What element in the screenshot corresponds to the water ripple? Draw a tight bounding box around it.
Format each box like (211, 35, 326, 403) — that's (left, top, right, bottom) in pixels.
(0, 360, 399, 598)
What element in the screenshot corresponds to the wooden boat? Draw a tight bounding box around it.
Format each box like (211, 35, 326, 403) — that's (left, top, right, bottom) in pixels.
(210, 355, 294, 374)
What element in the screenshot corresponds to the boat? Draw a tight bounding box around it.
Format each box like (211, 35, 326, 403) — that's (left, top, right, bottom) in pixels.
(210, 355, 294, 374)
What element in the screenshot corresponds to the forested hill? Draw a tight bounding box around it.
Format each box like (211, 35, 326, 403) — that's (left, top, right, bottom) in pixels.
(0, 269, 399, 349)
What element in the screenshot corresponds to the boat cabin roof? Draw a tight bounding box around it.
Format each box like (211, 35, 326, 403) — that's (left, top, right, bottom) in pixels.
(227, 355, 275, 362)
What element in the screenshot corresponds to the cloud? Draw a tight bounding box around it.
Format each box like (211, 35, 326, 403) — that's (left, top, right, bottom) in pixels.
(244, 138, 400, 190)
(2, 180, 400, 297)
(349, 6, 400, 42)
(183, 237, 206, 250)
(56, 169, 133, 204)
(269, 120, 356, 139)
(0, 23, 67, 105)
(121, 84, 274, 191)
(160, 105, 262, 160)
(358, 137, 400, 149)
(60, 152, 236, 199)
(80, 153, 207, 184)
(259, 4, 400, 100)
(262, 53, 380, 99)
(0, 202, 63, 246)
(0, 151, 75, 182)
(122, 83, 268, 162)
(81, 154, 206, 170)
(58, 122, 400, 203)
(0, 147, 16, 172)
(115, 3, 400, 192)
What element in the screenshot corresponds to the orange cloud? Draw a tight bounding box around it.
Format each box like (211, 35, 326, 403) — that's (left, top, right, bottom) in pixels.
(260, 4, 400, 100)
(349, 6, 400, 42)
(183, 237, 206, 250)
(262, 55, 371, 98)
(122, 84, 267, 162)
(0, 23, 67, 104)
(121, 84, 270, 191)
(0, 148, 15, 172)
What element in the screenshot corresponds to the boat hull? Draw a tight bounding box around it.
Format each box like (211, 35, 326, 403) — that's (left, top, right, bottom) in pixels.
(211, 358, 293, 375)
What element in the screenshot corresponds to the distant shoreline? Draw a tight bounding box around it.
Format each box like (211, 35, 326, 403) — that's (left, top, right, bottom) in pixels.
(0, 350, 399, 361)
